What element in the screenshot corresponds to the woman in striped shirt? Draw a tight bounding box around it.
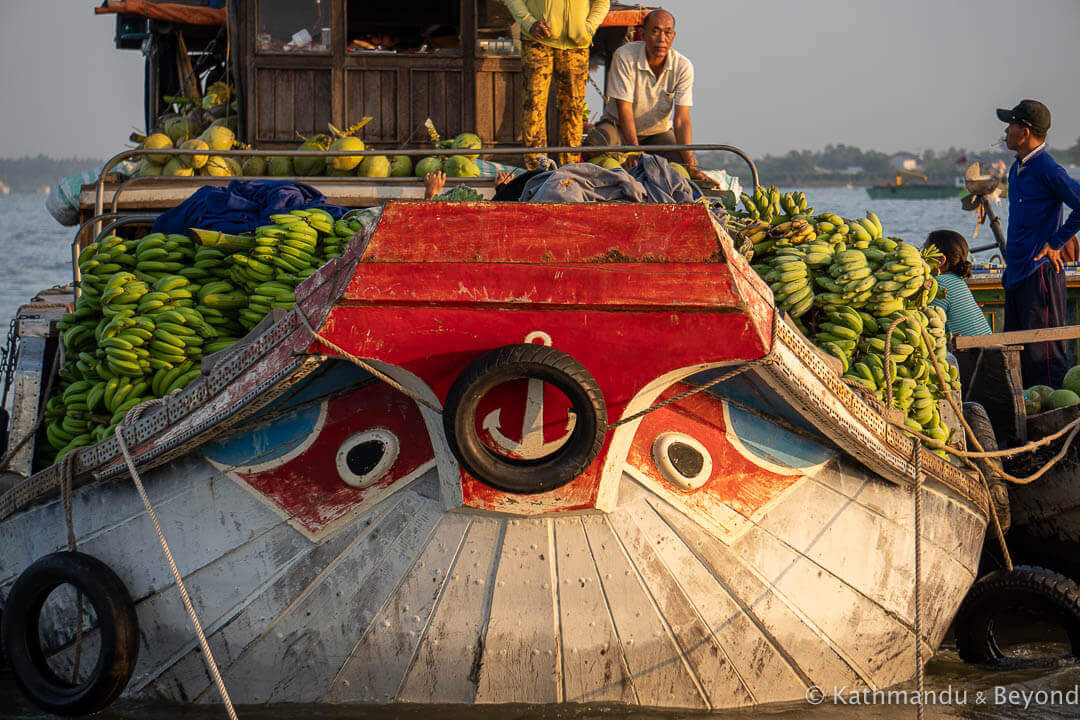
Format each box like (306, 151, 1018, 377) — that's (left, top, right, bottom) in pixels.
(925, 230, 992, 336)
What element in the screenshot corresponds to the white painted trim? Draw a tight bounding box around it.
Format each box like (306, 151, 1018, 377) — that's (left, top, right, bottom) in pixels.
(597, 362, 742, 512)
(651, 432, 713, 491)
(336, 428, 400, 488)
(203, 400, 329, 475)
(353, 359, 462, 511)
(721, 401, 833, 478)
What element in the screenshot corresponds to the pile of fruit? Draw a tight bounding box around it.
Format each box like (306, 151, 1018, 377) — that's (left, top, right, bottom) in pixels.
(135, 81, 240, 178)
(138, 114, 488, 180)
(732, 186, 961, 452)
(43, 209, 366, 467)
(1024, 367, 1080, 414)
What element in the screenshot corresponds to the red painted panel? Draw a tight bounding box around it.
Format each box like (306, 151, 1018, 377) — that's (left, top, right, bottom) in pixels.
(363, 202, 724, 263)
(232, 382, 434, 536)
(344, 262, 740, 311)
(318, 306, 768, 514)
(319, 307, 768, 405)
(625, 383, 803, 522)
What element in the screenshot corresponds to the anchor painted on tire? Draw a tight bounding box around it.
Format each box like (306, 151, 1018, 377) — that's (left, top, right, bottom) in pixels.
(443, 342, 606, 494)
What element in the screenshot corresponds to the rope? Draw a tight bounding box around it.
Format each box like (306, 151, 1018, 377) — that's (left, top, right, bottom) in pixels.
(296, 311, 442, 413)
(912, 438, 924, 720)
(606, 358, 773, 429)
(59, 451, 85, 683)
(297, 306, 775, 432)
(889, 316, 1019, 568)
(0, 342, 63, 472)
(114, 425, 238, 720)
(882, 315, 905, 410)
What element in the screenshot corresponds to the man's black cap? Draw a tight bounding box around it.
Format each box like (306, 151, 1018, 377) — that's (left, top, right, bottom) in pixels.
(996, 99, 1051, 134)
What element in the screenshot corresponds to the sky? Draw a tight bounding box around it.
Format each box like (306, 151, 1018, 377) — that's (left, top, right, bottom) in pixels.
(1, 0, 1079, 160)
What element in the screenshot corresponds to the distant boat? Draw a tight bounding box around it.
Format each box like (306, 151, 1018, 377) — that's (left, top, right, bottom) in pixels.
(0, 181, 10, 195)
(866, 170, 963, 200)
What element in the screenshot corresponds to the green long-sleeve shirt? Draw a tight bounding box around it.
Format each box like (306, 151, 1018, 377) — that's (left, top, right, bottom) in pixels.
(502, 0, 610, 49)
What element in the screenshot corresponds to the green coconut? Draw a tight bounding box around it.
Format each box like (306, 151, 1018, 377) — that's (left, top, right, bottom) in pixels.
(444, 155, 480, 178)
(670, 162, 691, 179)
(268, 156, 294, 176)
(224, 156, 243, 176)
(161, 158, 193, 177)
(451, 132, 482, 160)
(178, 139, 209, 169)
(1023, 388, 1042, 415)
(242, 156, 267, 176)
(414, 156, 443, 177)
(201, 156, 230, 176)
(185, 108, 208, 133)
(294, 137, 328, 176)
(325, 166, 354, 177)
(200, 125, 236, 152)
(161, 116, 190, 144)
(1028, 385, 1055, 409)
(329, 136, 366, 172)
(358, 155, 391, 177)
(135, 159, 163, 177)
(598, 156, 623, 170)
(142, 133, 173, 164)
(1049, 388, 1080, 409)
(390, 155, 413, 177)
(1063, 365, 1080, 396)
(209, 116, 239, 134)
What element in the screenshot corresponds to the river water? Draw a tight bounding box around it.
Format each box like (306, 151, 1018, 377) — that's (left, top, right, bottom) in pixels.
(4, 189, 1079, 720)
(0, 187, 1011, 332)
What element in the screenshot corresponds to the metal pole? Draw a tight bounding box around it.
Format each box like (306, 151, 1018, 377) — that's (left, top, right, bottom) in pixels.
(979, 196, 1007, 256)
(92, 142, 761, 224)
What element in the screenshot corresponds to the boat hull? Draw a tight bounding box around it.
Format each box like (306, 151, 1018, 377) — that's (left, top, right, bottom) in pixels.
(0, 201, 988, 711)
(0, 427, 984, 709)
(866, 185, 963, 200)
(1004, 406, 1080, 578)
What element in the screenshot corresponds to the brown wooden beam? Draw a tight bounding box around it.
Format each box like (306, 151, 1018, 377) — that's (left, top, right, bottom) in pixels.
(954, 326, 1080, 349)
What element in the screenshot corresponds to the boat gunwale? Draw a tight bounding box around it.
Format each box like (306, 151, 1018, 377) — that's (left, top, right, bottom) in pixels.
(1, 202, 989, 524)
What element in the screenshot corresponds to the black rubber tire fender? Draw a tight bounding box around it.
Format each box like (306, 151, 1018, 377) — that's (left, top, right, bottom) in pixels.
(963, 401, 1010, 533)
(954, 565, 1080, 664)
(1, 551, 139, 716)
(443, 343, 607, 494)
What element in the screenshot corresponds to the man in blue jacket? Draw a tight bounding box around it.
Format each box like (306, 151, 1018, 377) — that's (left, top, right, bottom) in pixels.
(998, 99, 1080, 387)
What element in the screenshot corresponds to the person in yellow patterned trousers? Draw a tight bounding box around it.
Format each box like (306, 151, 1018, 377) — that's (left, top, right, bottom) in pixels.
(503, 0, 610, 169)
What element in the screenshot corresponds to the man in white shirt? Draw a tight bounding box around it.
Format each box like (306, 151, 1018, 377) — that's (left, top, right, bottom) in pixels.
(584, 9, 706, 182)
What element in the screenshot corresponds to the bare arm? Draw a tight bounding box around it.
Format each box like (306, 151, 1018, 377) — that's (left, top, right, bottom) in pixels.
(615, 100, 638, 147)
(672, 105, 707, 182)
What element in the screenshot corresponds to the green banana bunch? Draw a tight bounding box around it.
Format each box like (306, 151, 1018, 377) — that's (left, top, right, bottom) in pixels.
(764, 254, 814, 317)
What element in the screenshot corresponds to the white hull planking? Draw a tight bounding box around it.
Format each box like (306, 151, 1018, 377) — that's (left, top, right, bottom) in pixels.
(0, 452, 984, 710)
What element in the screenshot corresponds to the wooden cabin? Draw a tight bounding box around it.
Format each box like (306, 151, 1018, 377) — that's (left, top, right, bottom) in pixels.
(101, 0, 651, 151)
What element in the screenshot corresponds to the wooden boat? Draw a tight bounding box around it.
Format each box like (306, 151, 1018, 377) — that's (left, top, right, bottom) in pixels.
(0, 201, 990, 712)
(865, 170, 964, 200)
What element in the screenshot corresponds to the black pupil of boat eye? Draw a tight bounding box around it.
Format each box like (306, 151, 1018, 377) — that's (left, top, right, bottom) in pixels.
(346, 440, 385, 477)
(668, 442, 703, 478)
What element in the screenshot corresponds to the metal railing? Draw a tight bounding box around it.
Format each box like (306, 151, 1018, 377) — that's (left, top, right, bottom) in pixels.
(80, 142, 758, 295)
(92, 142, 759, 230)
(73, 214, 160, 299)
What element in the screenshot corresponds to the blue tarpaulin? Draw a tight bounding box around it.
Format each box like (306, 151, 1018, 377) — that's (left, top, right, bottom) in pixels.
(151, 180, 347, 235)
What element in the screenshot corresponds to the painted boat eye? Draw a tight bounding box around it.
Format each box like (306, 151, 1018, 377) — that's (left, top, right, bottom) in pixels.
(336, 428, 400, 488)
(651, 432, 712, 492)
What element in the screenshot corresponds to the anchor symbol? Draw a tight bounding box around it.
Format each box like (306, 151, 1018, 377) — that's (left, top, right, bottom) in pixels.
(481, 332, 577, 460)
